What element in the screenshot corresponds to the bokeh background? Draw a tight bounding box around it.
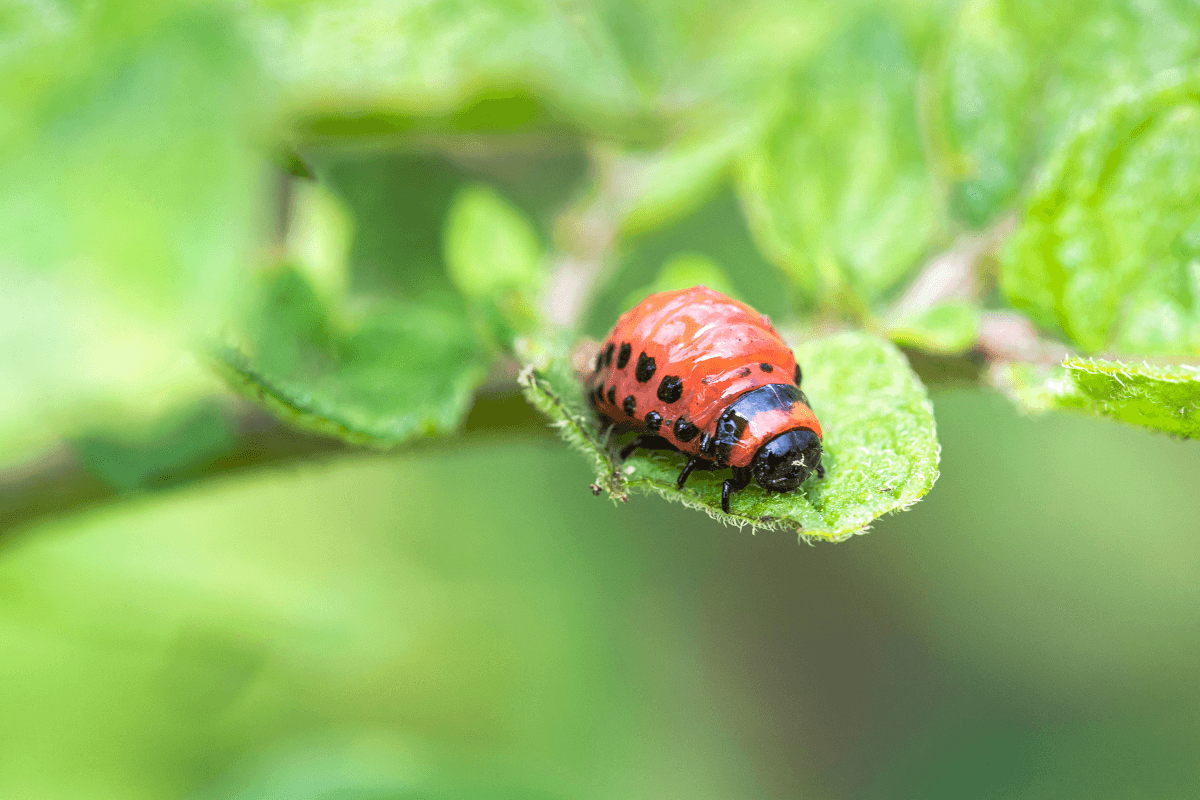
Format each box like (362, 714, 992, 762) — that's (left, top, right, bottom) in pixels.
(5, 386, 1199, 799)
(5, 0, 1200, 797)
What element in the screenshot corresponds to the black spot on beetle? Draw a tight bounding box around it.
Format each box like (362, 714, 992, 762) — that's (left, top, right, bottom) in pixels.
(644, 410, 662, 432)
(617, 342, 631, 369)
(635, 352, 656, 383)
(607, 385, 616, 405)
(604, 342, 615, 367)
(622, 394, 637, 416)
(760, 363, 774, 373)
(674, 417, 700, 442)
(738, 366, 751, 378)
(794, 363, 802, 385)
(657, 375, 683, 403)
(594, 352, 602, 372)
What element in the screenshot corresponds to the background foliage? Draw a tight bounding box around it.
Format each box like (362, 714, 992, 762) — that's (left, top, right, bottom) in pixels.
(2, 0, 1199, 796)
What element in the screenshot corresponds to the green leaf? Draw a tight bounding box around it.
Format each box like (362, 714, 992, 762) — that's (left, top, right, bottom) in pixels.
(937, 0, 1046, 227)
(1000, 68, 1200, 355)
(519, 332, 940, 540)
(285, 180, 354, 302)
(939, 0, 1200, 228)
(887, 301, 982, 356)
(582, 188, 797, 339)
(444, 184, 543, 300)
(217, 268, 488, 446)
(603, 105, 779, 238)
(620, 254, 740, 313)
(443, 183, 546, 348)
(247, 0, 647, 139)
(1004, 358, 1200, 439)
(249, 0, 834, 146)
(0, 1, 268, 457)
(738, 14, 942, 308)
(0, 2, 266, 322)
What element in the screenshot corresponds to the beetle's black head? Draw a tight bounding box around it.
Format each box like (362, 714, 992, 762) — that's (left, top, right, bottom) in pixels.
(751, 428, 822, 492)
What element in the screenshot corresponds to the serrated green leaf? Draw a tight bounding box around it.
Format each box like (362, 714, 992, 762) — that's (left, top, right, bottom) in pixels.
(249, 0, 834, 145)
(1000, 68, 1200, 355)
(887, 301, 982, 356)
(217, 268, 488, 446)
(519, 332, 940, 540)
(738, 14, 941, 308)
(1005, 358, 1200, 439)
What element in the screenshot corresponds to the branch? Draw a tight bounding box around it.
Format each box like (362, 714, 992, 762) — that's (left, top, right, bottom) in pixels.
(0, 383, 549, 540)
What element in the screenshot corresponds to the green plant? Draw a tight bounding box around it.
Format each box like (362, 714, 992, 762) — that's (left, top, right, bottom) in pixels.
(4, 0, 1199, 541)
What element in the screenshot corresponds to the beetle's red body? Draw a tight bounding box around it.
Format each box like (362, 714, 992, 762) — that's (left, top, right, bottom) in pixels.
(587, 286, 824, 512)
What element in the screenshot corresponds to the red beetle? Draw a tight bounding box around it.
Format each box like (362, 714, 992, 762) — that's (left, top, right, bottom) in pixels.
(587, 286, 823, 512)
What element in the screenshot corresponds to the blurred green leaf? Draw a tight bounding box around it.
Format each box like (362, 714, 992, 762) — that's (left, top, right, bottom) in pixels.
(249, 0, 837, 146)
(285, 180, 354, 302)
(444, 184, 543, 300)
(603, 106, 779, 238)
(519, 332, 940, 540)
(0, 1, 265, 321)
(937, 0, 1047, 226)
(217, 268, 488, 446)
(939, 0, 1200, 228)
(620, 253, 739, 313)
(1004, 358, 1200, 439)
(887, 301, 982, 356)
(443, 183, 546, 348)
(247, 0, 648, 140)
(317, 151, 580, 314)
(583, 189, 796, 338)
(0, 1, 269, 453)
(1000, 69, 1200, 354)
(738, 15, 942, 309)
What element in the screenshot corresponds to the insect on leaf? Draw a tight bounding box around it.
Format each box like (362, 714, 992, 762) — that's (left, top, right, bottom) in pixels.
(519, 332, 940, 541)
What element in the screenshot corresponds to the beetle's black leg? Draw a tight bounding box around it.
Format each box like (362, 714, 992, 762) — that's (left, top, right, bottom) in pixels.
(816, 463, 825, 479)
(619, 435, 648, 461)
(721, 466, 753, 513)
(676, 457, 702, 490)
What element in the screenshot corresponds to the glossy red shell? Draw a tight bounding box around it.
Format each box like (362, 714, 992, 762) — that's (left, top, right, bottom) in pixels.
(587, 286, 822, 468)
